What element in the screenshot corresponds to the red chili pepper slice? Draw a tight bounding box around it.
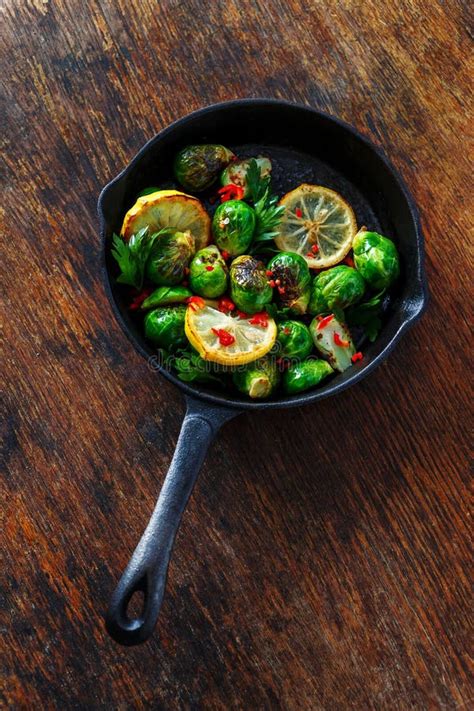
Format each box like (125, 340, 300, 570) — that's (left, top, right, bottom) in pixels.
(344, 256, 355, 268)
(295, 207, 303, 218)
(266, 269, 274, 277)
(186, 295, 205, 311)
(317, 314, 334, 330)
(217, 184, 245, 202)
(311, 244, 319, 253)
(218, 297, 235, 313)
(211, 328, 235, 346)
(249, 311, 269, 327)
(334, 332, 350, 348)
(205, 265, 214, 271)
(129, 288, 153, 310)
(221, 250, 230, 260)
(351, 351, 363, 363)
(236, 310, 248, 319)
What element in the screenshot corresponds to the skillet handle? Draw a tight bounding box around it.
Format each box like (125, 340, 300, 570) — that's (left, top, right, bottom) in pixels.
(105, 395, 240, 646)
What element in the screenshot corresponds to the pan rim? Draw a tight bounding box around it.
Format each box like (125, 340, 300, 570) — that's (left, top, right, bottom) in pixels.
(98, 98, 428, 411)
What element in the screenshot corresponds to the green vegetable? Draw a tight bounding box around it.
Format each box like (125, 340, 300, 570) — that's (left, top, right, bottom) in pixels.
(173, 144, 235, 192)
(189, 245, 228, 298)
(232, 357, 280, 398)
(212, 200, 256, 256)
(171, 350, 226, 385)
(220, 156, 272, 198)
(309, 265, 365, 314)
(144, 306, 187, 350)
(267, 252, 311, 315)
(276, 320, 313, 360)
(353, 230, 400, 289)
(229, 255, 273, 314)
(141, 286, 192, 309)
(282, 359, 334, 394)
(145, 230, 195, 285)
(346, 290, 386, 342)
(310, 314, 355, 372)
(111, 228, 162, 290)
(243, 159, 285, 254)
(137, 186, 160, 197)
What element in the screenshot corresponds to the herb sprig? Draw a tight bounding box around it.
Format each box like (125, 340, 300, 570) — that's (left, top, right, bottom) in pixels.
(244, 159, 285, 255)
(111, 227, 164, 290)
(345, 290, 386, 342)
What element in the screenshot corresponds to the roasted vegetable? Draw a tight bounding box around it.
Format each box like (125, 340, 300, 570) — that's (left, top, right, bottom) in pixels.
(229, 255, 273, 314)
(144, 306, 187, 350)
(189, 245, 228, 298)
(232, 357, 280, 398)
(353, 230, 400, 289)
(267, 252, 311, 314)
(310, 314, 356, 372)
(282, 359, 334, 394)
(145, 230, 195, 286)
(141, 285, 193, 309)
(173, 144, 235, 192)
(212, 200, 256, 256)
(220, 156, 272, 198)
(309, 265, 365, 314)
(275, 320, 313, 360)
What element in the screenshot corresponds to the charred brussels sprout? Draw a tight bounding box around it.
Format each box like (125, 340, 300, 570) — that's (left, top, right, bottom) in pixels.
(310, 314, 355, 372)
(173, 144, 235, 192)
(141, 285, 192, 309)
(229, 255, 273, 314)
(144, 305, 187, 350)
(145, 230, 195, 286)
(189, 245, 228, 298)
(353, 230, 400, 289)
(282, 359, 334, 394)
(309, 265, 365, 314)
(276, 320, 313, 360)
(220, 156, 272, 198)
(267, 252, 311, 315)
(233, 357, 280, 399)
(212, 200, 256, 256)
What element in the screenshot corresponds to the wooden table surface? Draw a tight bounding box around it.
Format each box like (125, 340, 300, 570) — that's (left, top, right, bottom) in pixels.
(2, 1, 471, 708)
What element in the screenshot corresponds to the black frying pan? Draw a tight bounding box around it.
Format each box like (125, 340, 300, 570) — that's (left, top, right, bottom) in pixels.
(98, 99, 427, 646)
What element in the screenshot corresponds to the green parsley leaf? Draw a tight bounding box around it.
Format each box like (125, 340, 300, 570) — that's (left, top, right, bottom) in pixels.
(346, 290, 386, 342)
(111, 227, 164, 290)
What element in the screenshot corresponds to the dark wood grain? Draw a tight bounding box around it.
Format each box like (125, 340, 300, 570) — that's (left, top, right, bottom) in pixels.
(1, 0, 472, 708)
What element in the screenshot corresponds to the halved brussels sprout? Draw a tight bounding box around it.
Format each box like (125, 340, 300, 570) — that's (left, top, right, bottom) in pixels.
(173, 144, 235, 192)
(141, 286, 193, 309)
(308, 265, 365, 314)
(267, 252, 311, 315)
(353, 230, 400, 290)
(309, 314, 356, 372)
(232, 357, 280, 398)
(220, 156, 272, 198)
(212, 200, 256, 256)
(189, 245, 228, 298)
(144, 305, 187, 350)
(282, 359, 334, 394)
(276, 320, 313, 360)
(145, 230, 195, 286)
(229, 255, 273, 314)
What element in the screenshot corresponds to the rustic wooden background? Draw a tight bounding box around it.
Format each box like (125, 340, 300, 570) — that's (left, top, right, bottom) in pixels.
(2, 0, 471, 708)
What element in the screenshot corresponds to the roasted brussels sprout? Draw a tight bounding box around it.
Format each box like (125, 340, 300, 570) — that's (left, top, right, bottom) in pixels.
(282, 359, 334, 394)
(173, 144, 235, 192)
(309, 265, 365, 314)
(267, 252, 311, 315)
(229, 255, 273, 314)
(144, 305, 187, 350)
(353, 230, 400, 289)
(220, 156, 272, 198)
(189, 245, 228, 298)
(275, 320, 313, 360)
(310, 314, 356, 372)
(141, 285, 192, 309)
(145, 230, 195, 286)
(232, 357, 280, 399)
(212, 200, 256, 256)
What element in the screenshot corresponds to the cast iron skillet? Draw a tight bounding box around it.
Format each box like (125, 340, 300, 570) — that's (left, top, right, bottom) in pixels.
(98, 99, 427, 646)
